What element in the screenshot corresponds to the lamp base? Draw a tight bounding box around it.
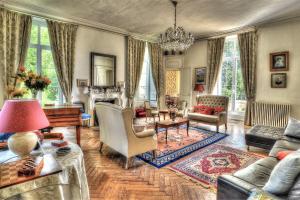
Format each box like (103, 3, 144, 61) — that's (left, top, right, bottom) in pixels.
(8, 131, 38, 157)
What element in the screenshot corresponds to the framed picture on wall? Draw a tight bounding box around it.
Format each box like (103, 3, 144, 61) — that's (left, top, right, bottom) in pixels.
(271, 73, 287, 88)
(195, 67, 207, 85)
(270, 51, 289, 71)
(77, 79, 89, 87)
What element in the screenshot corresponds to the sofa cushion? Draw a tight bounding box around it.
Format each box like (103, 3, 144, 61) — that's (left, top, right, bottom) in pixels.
(214, 106, 225, 114)
(269, 139, 300, 157)
(263, 150, 300, 195)
(276, 150, 294, 160)
(234, 157, 278, 188)
(284, 118, 300, 139)
(188, 112, 219, 123)
(287, 175, 300, 200)
(193, 105, 214, 115)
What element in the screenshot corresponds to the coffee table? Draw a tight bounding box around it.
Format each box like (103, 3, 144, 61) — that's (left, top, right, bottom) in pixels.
(155, 118, 189, 144)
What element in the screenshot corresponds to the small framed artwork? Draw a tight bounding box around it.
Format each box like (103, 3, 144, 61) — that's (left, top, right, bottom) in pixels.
(195, 67, 207, 85)
(270, 51, 289, 71)
(271, 73, 287, 88)
(77, 79, 89, 87)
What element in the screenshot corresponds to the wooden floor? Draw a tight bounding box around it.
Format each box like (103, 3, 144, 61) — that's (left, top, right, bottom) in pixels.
(71, 119, 266, 200)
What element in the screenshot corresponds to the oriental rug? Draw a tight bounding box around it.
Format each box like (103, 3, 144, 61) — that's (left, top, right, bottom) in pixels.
(137, 126, 227, 168)
(168, 144, 264, 189)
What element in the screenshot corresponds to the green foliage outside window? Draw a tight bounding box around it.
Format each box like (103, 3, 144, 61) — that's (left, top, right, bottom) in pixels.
(24, 20, 62, 105)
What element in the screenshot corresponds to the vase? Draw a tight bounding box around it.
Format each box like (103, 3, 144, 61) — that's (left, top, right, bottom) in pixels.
(31, 90, 38, 99)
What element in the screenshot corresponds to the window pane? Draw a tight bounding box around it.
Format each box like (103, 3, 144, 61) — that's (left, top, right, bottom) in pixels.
(30, 25, 38, 44)
(25, 47, 37, 72)
(41, 49, 60, 104)
(41, 26, 50, 45)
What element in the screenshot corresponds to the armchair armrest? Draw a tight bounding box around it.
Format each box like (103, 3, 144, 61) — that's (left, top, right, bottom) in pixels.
(134, 129, 156, 138)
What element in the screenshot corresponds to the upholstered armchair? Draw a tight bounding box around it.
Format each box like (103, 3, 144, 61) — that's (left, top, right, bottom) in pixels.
(187, 95, 229, 132)
(144, 101, 159, 122)
(176, 100, 188, 118)
(95, 103, 157, 169)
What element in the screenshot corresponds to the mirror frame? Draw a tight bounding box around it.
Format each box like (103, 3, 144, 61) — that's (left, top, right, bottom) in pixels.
(90, 52, 116, 88)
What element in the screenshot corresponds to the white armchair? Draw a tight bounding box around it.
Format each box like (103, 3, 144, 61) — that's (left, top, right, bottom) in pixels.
(95, 103, 157, 169)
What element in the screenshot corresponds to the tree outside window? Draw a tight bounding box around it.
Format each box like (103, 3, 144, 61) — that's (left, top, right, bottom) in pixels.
(216, 35, 246, 115)
(24, 18, 63, 105)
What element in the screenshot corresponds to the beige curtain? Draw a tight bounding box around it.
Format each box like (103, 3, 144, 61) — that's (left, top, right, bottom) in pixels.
(238, 31, 257, 126)
(125, 36, 146, 107)
(148, 42, 164, 108)
(0, 8, 32, 99)
(207, 37, 225, 94)
(47, 20, 78, 103)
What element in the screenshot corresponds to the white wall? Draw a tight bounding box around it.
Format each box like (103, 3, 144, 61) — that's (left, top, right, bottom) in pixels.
(72, 26, 126, 104)
(183, 40, 207, 106)
(184, 20, 300, 119)
(256, 20, 300, 119)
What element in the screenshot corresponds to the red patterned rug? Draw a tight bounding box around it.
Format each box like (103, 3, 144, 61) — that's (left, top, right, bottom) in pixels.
(168, 144, 264, 189)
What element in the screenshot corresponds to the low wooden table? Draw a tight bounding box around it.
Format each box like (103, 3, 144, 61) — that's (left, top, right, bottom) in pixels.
(43, 105, 82, 146)
(155, 118, 189, 144)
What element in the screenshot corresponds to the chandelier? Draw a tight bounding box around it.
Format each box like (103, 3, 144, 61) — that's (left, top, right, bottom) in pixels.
(159, 0, 194, 51)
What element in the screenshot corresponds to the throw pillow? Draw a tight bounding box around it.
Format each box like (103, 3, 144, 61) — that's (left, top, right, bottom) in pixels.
(214, 106, 225, 115)
(276, 150, 294, 160)
(200, 106, 214, 115)
(263, 150, 300, 195)
(194, 105, 214, 115)
(284, 118, 300, 139)
(193, 105, 203, 113)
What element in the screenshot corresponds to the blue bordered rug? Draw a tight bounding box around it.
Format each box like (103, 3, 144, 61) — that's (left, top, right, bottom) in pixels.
(137, 126, 228, 168)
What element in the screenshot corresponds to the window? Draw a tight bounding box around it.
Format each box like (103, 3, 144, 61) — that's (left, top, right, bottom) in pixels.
(215, 35, 246, 116)
(135, 44, 157, 106)
(25, 18, 63, 105)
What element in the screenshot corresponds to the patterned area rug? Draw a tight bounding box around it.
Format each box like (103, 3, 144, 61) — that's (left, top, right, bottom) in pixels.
(168, 144, 264, 189)
(137, 126, 227, 168)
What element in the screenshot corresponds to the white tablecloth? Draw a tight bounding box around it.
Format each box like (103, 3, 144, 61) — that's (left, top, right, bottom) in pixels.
(0, 141, 90, 200)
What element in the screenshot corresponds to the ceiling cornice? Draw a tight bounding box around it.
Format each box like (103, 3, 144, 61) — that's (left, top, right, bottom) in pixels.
(0, 0, 157, 42)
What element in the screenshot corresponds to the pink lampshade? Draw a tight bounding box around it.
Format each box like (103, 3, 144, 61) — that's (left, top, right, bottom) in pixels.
(194, 84, 205, 92)
(0, 99, 49, 133)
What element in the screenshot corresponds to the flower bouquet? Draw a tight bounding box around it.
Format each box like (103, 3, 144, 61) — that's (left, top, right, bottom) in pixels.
(24, 70, 51, 98)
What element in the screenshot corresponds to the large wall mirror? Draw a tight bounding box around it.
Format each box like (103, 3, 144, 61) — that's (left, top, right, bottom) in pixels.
(91, 52, 116, 87)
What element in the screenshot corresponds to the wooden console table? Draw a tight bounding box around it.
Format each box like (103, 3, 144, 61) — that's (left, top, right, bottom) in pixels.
(43, 105, 82, 146)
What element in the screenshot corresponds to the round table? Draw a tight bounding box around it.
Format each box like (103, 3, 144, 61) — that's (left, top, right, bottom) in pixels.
(0, 141, 89, 200)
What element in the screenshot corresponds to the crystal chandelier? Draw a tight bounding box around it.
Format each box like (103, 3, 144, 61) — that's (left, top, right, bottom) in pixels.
(159, 0, 194, 51)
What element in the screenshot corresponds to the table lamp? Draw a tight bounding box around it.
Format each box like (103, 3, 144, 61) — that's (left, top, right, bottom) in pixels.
(0, 99, 49, 157)
(194, 84, 205, 97)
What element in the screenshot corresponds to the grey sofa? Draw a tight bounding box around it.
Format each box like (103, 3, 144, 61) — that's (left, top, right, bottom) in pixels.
(217, 135, 300, 200)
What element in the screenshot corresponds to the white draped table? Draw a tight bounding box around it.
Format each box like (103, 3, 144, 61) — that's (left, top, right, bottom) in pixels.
(0, 141, 90, 200)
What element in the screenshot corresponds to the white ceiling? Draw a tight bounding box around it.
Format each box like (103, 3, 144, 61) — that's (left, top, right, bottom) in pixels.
(2, 0, 300, 39)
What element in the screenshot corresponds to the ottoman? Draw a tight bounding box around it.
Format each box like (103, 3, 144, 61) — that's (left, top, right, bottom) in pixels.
(245, 125, 285, 150)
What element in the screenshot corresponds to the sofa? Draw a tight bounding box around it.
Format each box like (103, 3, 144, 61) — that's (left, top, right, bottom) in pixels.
(187, 95, 229, 132)
(217, 134, 300, 200)
(95, 102, 157, 169)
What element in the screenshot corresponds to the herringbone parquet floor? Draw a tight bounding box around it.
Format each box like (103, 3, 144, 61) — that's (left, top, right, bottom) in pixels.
(72, 119, 265, 200)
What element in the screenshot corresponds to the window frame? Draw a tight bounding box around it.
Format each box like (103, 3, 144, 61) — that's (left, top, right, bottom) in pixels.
(28, 18, 63, 104)
(216, 35, 246, 119)
(135, 44, 157, 106)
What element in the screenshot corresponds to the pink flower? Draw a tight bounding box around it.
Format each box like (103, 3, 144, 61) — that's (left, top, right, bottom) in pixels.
(19, 66, 26, 72)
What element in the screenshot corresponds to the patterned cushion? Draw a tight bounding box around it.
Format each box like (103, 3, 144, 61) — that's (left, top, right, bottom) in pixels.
(247, 125, 285, 140)
(194, 105, 214, 115)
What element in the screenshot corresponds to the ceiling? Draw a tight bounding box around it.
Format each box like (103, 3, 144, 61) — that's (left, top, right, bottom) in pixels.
(2, 0, 300, 39)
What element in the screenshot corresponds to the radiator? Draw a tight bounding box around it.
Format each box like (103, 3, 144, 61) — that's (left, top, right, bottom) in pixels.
(252, 102, 291, 128)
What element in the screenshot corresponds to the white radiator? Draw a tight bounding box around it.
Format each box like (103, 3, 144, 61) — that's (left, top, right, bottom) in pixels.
(252, 102, 291, 128)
